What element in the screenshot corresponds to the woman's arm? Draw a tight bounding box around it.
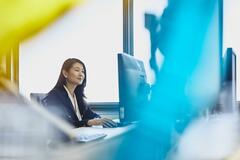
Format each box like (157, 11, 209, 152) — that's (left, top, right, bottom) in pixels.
(82, 105, 101, 119)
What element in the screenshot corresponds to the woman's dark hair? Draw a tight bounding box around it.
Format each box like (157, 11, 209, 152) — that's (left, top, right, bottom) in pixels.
(54, 58, 87, 98)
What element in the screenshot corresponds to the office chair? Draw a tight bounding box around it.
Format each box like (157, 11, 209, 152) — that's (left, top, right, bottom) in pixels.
(30, 93, 47, 105)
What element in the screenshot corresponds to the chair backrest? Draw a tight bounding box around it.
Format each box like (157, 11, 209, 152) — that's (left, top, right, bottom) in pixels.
(30, 93, 47, 105)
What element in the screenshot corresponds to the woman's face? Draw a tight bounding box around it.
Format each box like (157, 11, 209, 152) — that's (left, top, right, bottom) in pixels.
(63, 62, 85, 86)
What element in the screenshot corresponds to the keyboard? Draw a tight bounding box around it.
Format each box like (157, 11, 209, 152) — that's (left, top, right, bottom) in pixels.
(116, 121, 131, 127)
(112, 119, 138, 127)
(75, 133, 107, 142)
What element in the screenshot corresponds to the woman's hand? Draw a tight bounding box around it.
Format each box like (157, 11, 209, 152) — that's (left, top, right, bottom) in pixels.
(87, 118, 117, 128)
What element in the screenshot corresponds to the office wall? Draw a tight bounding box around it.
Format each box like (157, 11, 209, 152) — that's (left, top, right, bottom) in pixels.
(19, 0, 122, 102)
(224, 0, 240, 100)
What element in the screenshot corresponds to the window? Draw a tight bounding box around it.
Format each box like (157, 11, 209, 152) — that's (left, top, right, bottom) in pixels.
(133, 0, 167, 84)
(20, 0, 122, 102)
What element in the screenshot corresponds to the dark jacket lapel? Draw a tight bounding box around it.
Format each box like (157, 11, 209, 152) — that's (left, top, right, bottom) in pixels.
(55, 86, 79, 120)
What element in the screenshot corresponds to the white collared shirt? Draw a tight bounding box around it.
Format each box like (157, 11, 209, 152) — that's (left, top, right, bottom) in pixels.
(63, 85, 82, 121)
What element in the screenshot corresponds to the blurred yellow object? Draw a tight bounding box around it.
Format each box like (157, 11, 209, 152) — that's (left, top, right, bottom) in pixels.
(0, 75, 19, 96)
(0, 0, 84, 55)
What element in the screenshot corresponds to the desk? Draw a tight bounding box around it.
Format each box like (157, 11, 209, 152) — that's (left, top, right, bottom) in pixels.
(51, 124, 137, 160)
(72, 124, 136, 141)
(0, 98, 137, 160)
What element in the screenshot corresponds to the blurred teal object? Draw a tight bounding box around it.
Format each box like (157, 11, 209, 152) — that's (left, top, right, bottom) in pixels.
(116, 0, 222, 159)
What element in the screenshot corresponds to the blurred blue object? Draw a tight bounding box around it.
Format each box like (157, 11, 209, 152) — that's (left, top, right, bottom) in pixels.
(116, 0, 223, 159)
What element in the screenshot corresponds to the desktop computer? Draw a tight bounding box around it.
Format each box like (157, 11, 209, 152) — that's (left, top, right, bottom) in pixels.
(117, 53, 150, 124)
(216, 48, 237, 112)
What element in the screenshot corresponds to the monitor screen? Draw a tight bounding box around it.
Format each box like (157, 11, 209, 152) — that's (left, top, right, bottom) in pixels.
(118, 53, 149, 122)
(223, 48, 236, 83)
(219, 48, 237, 112)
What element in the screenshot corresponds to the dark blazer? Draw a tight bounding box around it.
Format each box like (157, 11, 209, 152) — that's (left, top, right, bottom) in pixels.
(42, 86, 100, 128)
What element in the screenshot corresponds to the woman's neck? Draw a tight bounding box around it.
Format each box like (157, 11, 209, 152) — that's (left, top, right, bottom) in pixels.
(65, 83, 77, 96)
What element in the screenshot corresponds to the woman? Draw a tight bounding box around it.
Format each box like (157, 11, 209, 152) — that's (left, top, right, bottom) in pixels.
(43, 58, 116, 128)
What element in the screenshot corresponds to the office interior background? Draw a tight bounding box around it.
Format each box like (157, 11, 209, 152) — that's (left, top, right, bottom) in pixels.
(19, 0, 240, 103)
(18, 0, 234, 102)
(1, 0, 240, 159)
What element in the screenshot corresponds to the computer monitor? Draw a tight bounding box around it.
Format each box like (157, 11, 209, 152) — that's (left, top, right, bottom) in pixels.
(219, 48, 237, 112)
(223, 48, 236, 83)
(118, 53, 149, 123)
